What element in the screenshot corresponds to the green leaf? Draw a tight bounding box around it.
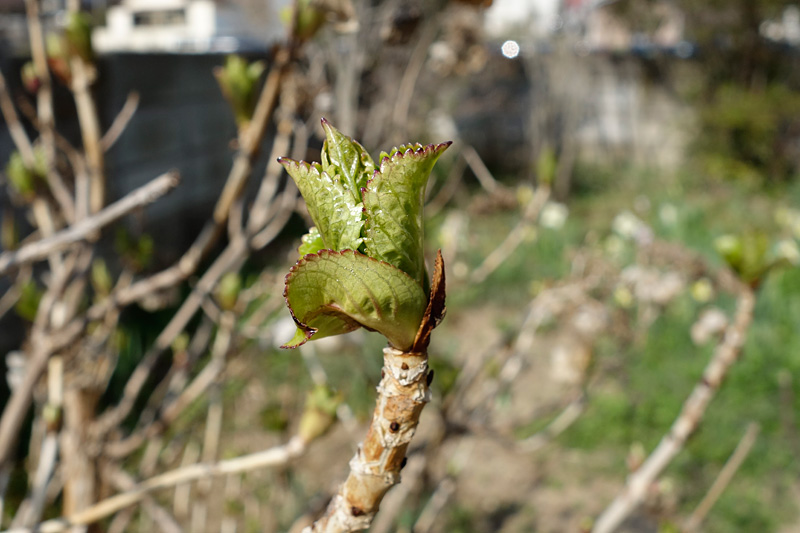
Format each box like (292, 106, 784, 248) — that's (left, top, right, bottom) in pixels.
(280, 159, 363, 251)
(282, 250, 427, 350)
(320, 118, 375, 203)
(298, 227, 325, 256)
(363, 141, 451, 286)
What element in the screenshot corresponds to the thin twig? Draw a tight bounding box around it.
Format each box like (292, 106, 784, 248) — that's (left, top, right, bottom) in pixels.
(2, 438, 307, 533)
(0, 270, 28, 321)
(213, 47, 291, 224)
(0, 69, 36, 166)
(470, 184, 551, 284)
(24, 0, 75, 223)
(592, 285, 756, 533)
(516, 393, 587, 453)
(411, 478, 455, 533)
(65, 3, 104, 214)
(92, 237, 247, 442)
(0, 317, 84, 470)
(0, 171, 180, 276)
(10, 356, 63, 528)
(0, 466, 10, 528)
(107, 469, 182, 533)
(683, 422, 760, 533)
(100, 92, 140, 152)
(461, 144, 501, 195)
(391, 21, 437, 138)
(426, 149, 467, 216)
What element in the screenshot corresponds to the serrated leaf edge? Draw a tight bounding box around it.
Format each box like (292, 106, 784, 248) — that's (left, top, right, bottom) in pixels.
(281, 249, 424, 349)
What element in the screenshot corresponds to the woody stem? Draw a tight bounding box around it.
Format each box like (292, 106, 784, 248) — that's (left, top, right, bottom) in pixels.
(304, 347, 431, 533)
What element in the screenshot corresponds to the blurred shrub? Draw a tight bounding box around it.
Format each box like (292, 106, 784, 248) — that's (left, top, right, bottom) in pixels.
(696, 83, 800, 185)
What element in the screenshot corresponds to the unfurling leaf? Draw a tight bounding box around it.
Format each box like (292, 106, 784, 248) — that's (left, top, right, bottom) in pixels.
(715, 231, 771, 284)
(363, 141, 451, 287)
(214, 55, 265, 130)
(282, 250, 427, 350)
(280, 119, 450, 350)
(279, 159, 363, 252)
(298, 226, 325, 256)
(320, 118, 375, 203)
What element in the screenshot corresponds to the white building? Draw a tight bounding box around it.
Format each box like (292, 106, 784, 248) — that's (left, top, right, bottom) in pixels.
(93, 0, 282, 53)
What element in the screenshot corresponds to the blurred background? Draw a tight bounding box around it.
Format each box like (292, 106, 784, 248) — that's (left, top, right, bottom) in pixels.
(1, 1, 800, 532)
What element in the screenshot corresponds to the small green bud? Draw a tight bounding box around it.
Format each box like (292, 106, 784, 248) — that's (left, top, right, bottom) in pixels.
(65, 11, 94, 63)
(21, 62, 40, 93)
(91, 258, 113, 297)
(1, 211, 18, 251)
(536, 146, 557, 186)
(43, 403, 62, 432)
(215, 272, 242, 311)
(298, 385, 341, 443)
(172, 332, 190, 355)
(281, 0, 326, 42)
(5, 151, 37, 200)
(214, 55, 265, 131)
(15, 280, 43, 321)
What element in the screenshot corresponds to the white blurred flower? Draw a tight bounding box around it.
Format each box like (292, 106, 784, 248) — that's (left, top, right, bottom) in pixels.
(659, 203, 678, 227)
(775, 239, 800, 265)
(540, 202, 568, 230)
(621, 265, 685, 305)
(612, 210, 645, 240)
(691, 307, 728, 345)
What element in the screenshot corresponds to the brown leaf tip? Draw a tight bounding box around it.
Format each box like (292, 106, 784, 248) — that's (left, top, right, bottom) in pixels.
(411, 249, 447, 353)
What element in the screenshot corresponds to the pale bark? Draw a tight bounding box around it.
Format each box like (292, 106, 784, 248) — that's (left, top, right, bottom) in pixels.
(304, 347, 433, 533)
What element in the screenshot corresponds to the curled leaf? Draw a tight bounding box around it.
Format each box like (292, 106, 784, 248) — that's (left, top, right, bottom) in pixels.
(412, 250, 447, 353)
(282, 250, 427, 350)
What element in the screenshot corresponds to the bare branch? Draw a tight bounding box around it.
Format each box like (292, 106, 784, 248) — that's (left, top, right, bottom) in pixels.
(101, 92, 140, 152)
(3, 437, 307, 533)
(461, 144, 501, 195)
(24, 0, 75, 223)
(592, 285, 756, 533)
(0, 70, 36, 166)
(0, 318, 84, 470)
(0, 171, 180, 276)
(683, 422, 760, 533)
(470, 184, 551, 284)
